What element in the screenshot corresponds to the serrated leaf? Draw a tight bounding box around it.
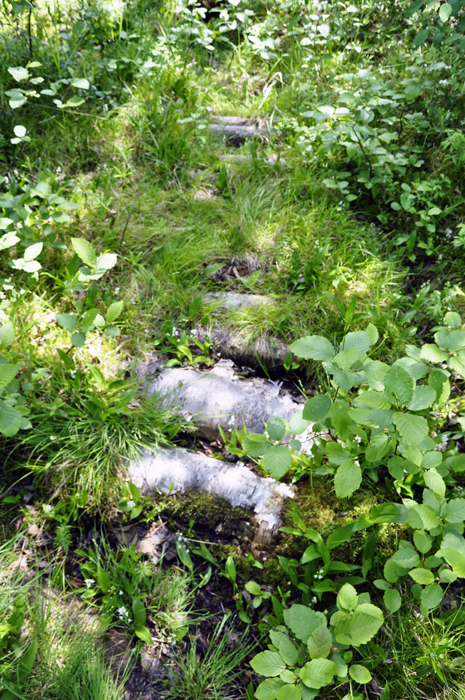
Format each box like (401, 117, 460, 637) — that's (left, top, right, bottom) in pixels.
(409, 568, 435, 585)
(251, 651, 286, 678)
(392, 548, 420, 568)
(420, 344, 448, 363)
(440, 548, 465, 577)
(71, 331, 86, 347)
(384, 365, 414, 406)
(243, 433, 268, 458)
(439, 329, 465, 352)
(0, 364, 20, 389)
(393, 412, 428, 449)
(354, 391, 391, 410)
(106, 300, 124, 324)
(333, 348, 360, 371)
(334, 461, 362, 499)
(276, 685, 300, 700)
(289, 410, 311, 435)
(289, 335, 335, 362)
(365, 433, 389, 462)
(424, 468, 445, 498)
(408, 385, 436, 411)
(0, 400, 24, 436)
(421, 582, 443, 610)
(334, 604, 383, 646)
(95, 253, 117, 274)
(413, 530, 432, 554)
(405, 504, 439, 531)
(71, 237, 96, 266)
(267, 418, 287, 442)
(56, 313, 78, 332)
(0, 323, 15, 348)
(302, 396, 331, 424)
(307, 625, 332, 660)
(300, 659, 337, 689)
(104, 324, 120, 336)
(324, 442, 351, 465)
(383, 588, 401, 613)
(255, 678, 286, 700)
(81, 308, 99, 329)
(340, 330, 371, 354)
(441, 499, 465, 524)
(349, 664, 372, 684)
(337, 583, 358, 613)
(445, 312, 462, 329)
(262, 446, 292, 480)
(366, 323, 379, 345)
(287, 606, 322, 642)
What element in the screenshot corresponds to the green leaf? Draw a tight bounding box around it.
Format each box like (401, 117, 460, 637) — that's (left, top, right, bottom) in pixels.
(445, 312, 461, 329)
(440, 549, 465, 577)
(349, 664, 372, 684)
(439, 568, 457, 584)
(263, 446, 292, 480)
(393, 412, 428, 449)
(424, 468, 445, 498)
(81, 308, 99, 329)
(303, 395, 331, 422)
(95, 253, 117, 275)
(414, 28, 429, 46)
(408, 385, 437, 411)
(289, 336, 335, 362)
(441, 499, 465, 524)
(289, 410, 311, 435)
(276, 685, 301, 700)
(17, 640, 37, 680)
(413, 530, 432, 554)
(365, 434, 389, 462)
(392, 548, 420, 569)
(267, 418, 287, 442)
(255, 678, 286, 700)
(340, 330, 371, 355)
(334, 461, 362, 499)
(97, 567, 111, 593)
(134, 626, 152, 643)
(384, 365, 414, 407)
(405, 504, 439, 531)
(451, 455, 465, 473)
(24, 242, 43, 261)
(71, 237, 96, 266)
(383, 588, 401, 613)
(421, 583, 443, 610)
(307, 625, 332, 660)
(71, 78, 90, 89)
(271, 629, 299, 666)
(439, 2, 452, 21)
(56, 313, 78, 333)
(300, 659, 337, 689)
(71, 331, 86, 348)
(8, 66, 29, 81)
(409, 568, 435, 585)
(366, 323, 379, 345)
(334, 604, 384, 646)
(406, 0, 424, 17)
(0, 323, 15, 348)
(334, 348, 360, 371)
(251, 651, 286, 678)
(104, 324, 120, 337)
(0, 401, 24, 437)
(420, 344, 448, 363)
(354, 391, 391, 410)
(439, 329, 465, 352)
(106, 300, 124, 324)
(287, 606, 323, 642)
(324, 442, 351, 465)
(132, 598, 147, 628)
(243, 433, 268, 458)
(66, 95, 85, 107)
(175, 540, 193, 571)
(369, 502, 408, 524)
(0, 363, 19, 389)
(337, 583, 358, 613)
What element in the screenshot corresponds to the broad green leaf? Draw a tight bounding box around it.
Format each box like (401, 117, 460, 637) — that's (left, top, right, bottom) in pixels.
(331, 367, 360, 393)
(440, 549, 465, 577)
(97, 566, 111, 593)
(395, 357, 428, 380)
(243, 433, 267, 458)
(276, 685, 301, 700)
(134, 626, 152, 643)
(334, 461, 361, 499)
(287, 606, 322, 642)
(413, 530, 432, 554)
(71, 237, 96, 266)
(349, 664, 372, 684)
(267, 418, 287, 442)
(383, 588, 401, 613)
(251, 651, 286, 678)
(421, 583, 443, 610)
(368, 409, 394, 428)
(354, 391, 391, 410)
(384, 365, 414, 407)
(17, 640, 37, 680)
(132, 598, 146, 628)
(439, 329, 465, 352)
(289, 410, 311, 435)
(324, 442, 351, 465)
(333, 348, 360, 371)
(307, 625, 332, 660)
(409, 568, 435, 585)
(272, 630, 299, 666)
(262, 446, 292, 480)
(393, 412, 428, 449)
(95, 253, 117, 274)
(334, 604, 383, 646)
(255, 678, 285, 700)
(0, 363, 19, 389)
(408, 385, 436, 411)
(445, 312, 462, 329)
(0, 323, 15, 348)
(451, 455, 465, 473)
(405, 504, 439, 530)
(414, 28, 429, 46)
(439, 2, 452, 21)
(0, 217, 14, 230)
(424, 468, 445, 498)
(24, 242, 43, 261)
(71, 78, 90, 89)
(365, 433, 389, 462)
(369, 502, 408, 524)
(441, 499, 465, 524)
(66, 95, 85, 107)
(337, 583, 358, 612)
(300, 659, 337, 689)
(289, 336, 335, 362)
(0, 401, 24, 436)
(106, 300, 124, 324)
(366, 323, 379, 345)
(383, 558, 403, 584)
(340, 330, 371, 355)
(81, 308, 99, 329)
(392, 548, 419, 569)
(406, 0, 424, 17)
(422, 451, 442, 469)
(104, 325, 120, 336)
(8, 66, 29, 81)
(420, 344, 448, 363)
(71, 331, 86, 347)
(439, 568, 457, 584)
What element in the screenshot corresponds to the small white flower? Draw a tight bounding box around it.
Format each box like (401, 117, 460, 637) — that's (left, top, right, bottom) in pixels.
(439, 79, 449, 86)
(354, 459, 360, 466)
(70, 370, 76, 378)
(354, 436, 361, 444)
(217, 352, 221, 357)
(127, 499, 135, 508)
(50, 436, 57, 441)
(85, 578, 95, 589)
(119, 590, 124, 595)
(44, 504, 53, 513)
(312, 596, 317, 604)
